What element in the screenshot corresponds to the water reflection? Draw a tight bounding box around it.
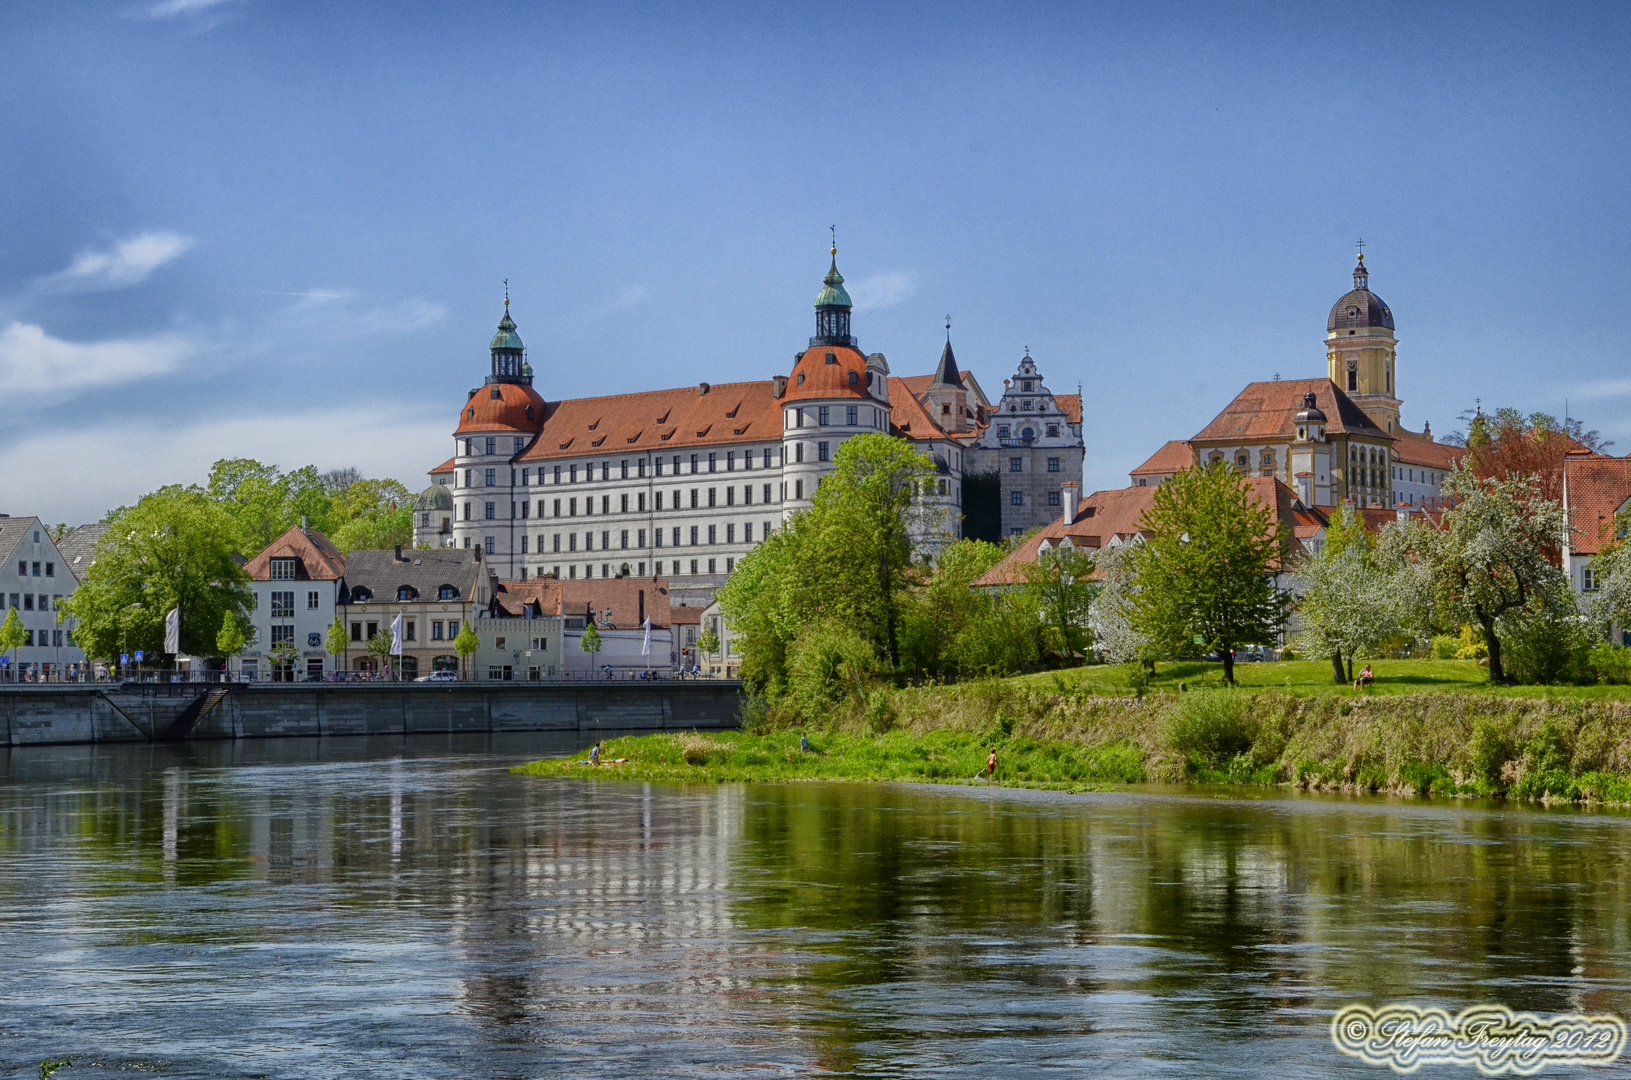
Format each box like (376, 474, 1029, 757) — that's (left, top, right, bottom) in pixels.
(1, 738, 1629, 1077)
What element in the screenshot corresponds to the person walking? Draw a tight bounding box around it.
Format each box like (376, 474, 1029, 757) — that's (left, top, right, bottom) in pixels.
(985, 749, 998, 779)
(589, 741, 602, 766)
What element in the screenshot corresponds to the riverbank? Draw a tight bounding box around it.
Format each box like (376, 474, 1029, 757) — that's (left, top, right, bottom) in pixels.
(517, 673, 1631, 803)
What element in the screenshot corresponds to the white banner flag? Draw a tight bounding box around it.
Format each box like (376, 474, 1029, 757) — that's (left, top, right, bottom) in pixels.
(164, 606, 180, 655)
(642, 616, 652, 656)
(390, 613, 403, 656)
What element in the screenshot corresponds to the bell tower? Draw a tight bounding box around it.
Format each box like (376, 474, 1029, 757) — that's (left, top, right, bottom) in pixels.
(1326, 251, 1401, 433)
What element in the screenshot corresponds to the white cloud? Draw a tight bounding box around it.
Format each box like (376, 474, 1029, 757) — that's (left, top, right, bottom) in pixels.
(354, 298, 447, 334)
(0, 321, 195, 396)
(143, 0, 237, 19)
(0, 406, 453, 524)
(1568, 378, 1631, 400)
(849, 271, 918, 313)
(44, 231, 194, 292)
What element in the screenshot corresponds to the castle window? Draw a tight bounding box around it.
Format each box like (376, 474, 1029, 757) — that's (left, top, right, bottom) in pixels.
(514, 437, 524, 454)
(1011, 491, 1024, 506)
(1048, 491, 1061, 506)
(485, 437, 496, 455)
(1047, 457, 1060, 473)
(998, 425, 1010, 438)
(846, 405, 858, 426)
(1046, 424, 1059, 437)
(1010, 457, 1022, 473)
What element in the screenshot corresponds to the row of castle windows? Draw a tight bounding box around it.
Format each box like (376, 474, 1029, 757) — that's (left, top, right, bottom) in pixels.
(535, 558, 730, 581)
(457, 484, 785, 522)
(521, 521, 774, 554)
(457, 448, 786, 488)
(786, 405, 882, 429)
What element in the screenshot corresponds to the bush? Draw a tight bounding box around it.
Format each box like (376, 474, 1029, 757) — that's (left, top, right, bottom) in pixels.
(1500, 608, 1593, 684)
(784, 620, 879, 723)
(1430, 635, 1459, 659)
(1452, 624, 1488, 660)
(1467, 718, 1512, 788)
(1588, 643, 1631, 685)
(1160, 690, 1259, 771)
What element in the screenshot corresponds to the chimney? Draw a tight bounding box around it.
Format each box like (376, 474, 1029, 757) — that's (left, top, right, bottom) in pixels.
(1061, 480, 1081, 525)
(698, 382, 710, 395)
(771, 374, 788, 399)
(394, 544, 403, 561)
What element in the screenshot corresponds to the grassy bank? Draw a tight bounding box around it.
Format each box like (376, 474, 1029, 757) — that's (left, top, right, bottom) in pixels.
(518, 662, 1631, 804)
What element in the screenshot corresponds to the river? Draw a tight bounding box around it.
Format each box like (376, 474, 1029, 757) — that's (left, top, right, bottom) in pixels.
(1, 734, 1628, 1077)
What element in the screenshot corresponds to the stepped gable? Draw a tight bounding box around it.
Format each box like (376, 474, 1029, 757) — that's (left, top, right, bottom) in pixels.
(515, 380, 781, 463)
(242, 525, 346, 580)
(1131, 440, 1195, 478)
(1191, 378, 1387, 444)
(1565, 453, 1631, 555)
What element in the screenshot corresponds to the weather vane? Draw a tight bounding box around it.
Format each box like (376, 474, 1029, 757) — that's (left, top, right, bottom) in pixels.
(504, 278, 510, 307)
(1356, 238, 1365, 255)
(945, 314, 952, 341)
(829, 224, 836, 252)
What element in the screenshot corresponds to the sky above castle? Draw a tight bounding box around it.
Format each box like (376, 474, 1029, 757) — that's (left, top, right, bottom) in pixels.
(3, 1, 1628, 522)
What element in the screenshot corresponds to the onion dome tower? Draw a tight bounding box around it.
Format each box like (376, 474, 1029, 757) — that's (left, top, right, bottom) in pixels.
(488, 295, 531, 386)
(1326, 251, 1400, 433)
(812, 245, 855, 348)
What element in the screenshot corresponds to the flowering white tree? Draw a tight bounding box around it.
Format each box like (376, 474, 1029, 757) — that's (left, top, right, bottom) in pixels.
(1088, 544, 1147, 665)
(1295, 508, 1401, 683)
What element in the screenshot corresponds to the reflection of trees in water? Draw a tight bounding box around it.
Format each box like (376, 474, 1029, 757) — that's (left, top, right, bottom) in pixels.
(726, 785, 1631, 1069)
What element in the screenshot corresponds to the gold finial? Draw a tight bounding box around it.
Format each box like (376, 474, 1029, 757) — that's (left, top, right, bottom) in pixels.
(504, 278, 510, 307)
(830, 224, 837, 257)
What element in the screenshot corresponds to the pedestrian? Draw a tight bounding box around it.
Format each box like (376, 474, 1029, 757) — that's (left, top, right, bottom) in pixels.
(800, 734, 810, 753)
(985, 749, 998, 778)
(589, 741, 602, 766)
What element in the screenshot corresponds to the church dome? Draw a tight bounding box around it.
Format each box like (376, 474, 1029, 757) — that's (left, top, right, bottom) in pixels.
(456, 380, 546, 435)
(1294, 391, 1326, 424)
(1327, 254, 1394, 332)
(415, 483, 454, 512)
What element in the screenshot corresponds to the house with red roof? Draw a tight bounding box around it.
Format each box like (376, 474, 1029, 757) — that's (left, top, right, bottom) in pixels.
(1563, 452, 1631, 632)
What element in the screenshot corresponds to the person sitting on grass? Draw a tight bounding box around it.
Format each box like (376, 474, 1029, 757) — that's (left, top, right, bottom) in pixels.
(1354, 664, 1375, 691)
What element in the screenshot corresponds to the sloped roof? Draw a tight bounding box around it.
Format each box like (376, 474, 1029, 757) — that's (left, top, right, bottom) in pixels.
(455, 381, 547, 436)
(1392, 431, 1464, 470)
(1131, 440, 1195, 477)
(1055, 393, 1082, 424)
(57, 523, 109, 581)
(430, 457, 456, 478)
(886, 377, 949, 439)
(1191, 379, 1388, 444)
(498, 577, 674, 629)
(0, 517, 44, 570)
(928, 340, 966, 389)
(1565, 453, 1631, 555)
(342, 547, 485, 602)
(243, 526, 347, 581)
(515, 379, 784, 464)
(784, 344, 871, 403)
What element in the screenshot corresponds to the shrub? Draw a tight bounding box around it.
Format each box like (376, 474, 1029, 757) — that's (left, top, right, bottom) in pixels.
(1430, 635, 1459, 659)
(1453, 624, 1488, 660)
(1467, 718, 1512, 788)
(1588, 643, 1631, 685)
(785, 620, 878, 723)
(1500, 608, 1593, 684)
(1160, 690, 1259, 771)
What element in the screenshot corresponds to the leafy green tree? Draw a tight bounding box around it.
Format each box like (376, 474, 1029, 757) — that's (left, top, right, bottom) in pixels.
(695, 622, 720, 657)
(718, 434, 939, 694)
(207, 459, 331, 554)
(1025, 541, 1097, 663)
(325, 617, 349, 673)
(580, 621, 603, 661)
(0, 607, 23, 674)
(365, 629, 395, 678)
(1126, 462, 1289, 684)
(216, 611, 250, 673)
(899, 538, 1007, 678)
(1377, 467, 1569, 684)
(65, 487, 252, 661)
(453, 619, 480, 679)
(1295, 505, 1400, 683)
(327, 478, 415, 553)
(269, 638, 301, 681)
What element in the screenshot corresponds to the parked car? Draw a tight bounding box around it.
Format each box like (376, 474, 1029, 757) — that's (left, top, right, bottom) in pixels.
(415, 671, 458, 683)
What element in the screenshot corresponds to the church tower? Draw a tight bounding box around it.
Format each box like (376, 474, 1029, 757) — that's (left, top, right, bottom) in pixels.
(1326, 252, 1401, 433)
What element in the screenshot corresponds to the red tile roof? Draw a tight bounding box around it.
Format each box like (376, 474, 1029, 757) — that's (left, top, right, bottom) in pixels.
(243, 526, 347, 581)
(513, 379, 783, 464)
(1392, 430, 1464, 470)
(886, 377, 949, 438)
(1191, 379, 1386, 444)
(430, 457, 455, 478)
(1565, 454, 1631, 555)
(496, 577, 675, 629)
(455, 381, 548, 435)
(784, 345, 871, 403)
(1131, 440, 1195, 476)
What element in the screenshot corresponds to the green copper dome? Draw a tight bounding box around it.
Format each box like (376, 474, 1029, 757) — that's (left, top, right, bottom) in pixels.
(490, 305, 524, 352)
(814, 251, 852, 309)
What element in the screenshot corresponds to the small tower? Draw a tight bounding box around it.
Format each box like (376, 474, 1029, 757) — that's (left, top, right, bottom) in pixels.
(1326, 251, 1400, 433)
(488, 296, 530, 385)
(1289, 391, 1333, 507)
(811, 245, 855, 348)
(922, 318, 969, 433)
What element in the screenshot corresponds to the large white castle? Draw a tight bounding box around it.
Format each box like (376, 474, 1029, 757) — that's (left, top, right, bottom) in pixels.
(413, 248, 1086, 604)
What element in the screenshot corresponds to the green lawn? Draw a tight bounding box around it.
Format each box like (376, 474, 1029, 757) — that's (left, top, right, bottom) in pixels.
(1013, 659, 1631, 699)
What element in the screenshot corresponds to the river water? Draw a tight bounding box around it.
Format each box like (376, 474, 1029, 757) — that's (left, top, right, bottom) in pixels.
(2, 734, 1629, 1078)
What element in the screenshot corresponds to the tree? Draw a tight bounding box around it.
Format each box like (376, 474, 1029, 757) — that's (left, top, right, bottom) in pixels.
(65, 487, 252, 662)
(269, 638, 301, 681)
(1461, 407, 1610, 509)
(207, 459, 332, 554)
(325, 617, 349, 674)
(717, 434, 939, 693)
(1377, 466, 1569, 684)
(695, 622, 720, 657)
(1025, 542, 1096, 663)
(1126, 462, 1289, 684)
(580, 621, 603, 675)
(898, 538, 1008, 678)
(327, 478, 415, 553)
(216, 611, 249, 675)
(454, 620, 480, 679)
(1089, 544, 1148, 665)
(365, 629, 394, 679)
(1295, 505, 1400, 683)
(0, 607, 23, 677)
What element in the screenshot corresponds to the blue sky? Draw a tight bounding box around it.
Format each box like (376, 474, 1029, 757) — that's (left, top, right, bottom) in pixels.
(2, 1, 1628, 522)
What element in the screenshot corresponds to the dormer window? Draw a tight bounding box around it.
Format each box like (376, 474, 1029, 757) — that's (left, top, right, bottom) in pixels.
(397, 585, 419, 602)
(350, 586, 373, 602)
(438, 584, 459, 600)
(269, 558, 297, 581)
